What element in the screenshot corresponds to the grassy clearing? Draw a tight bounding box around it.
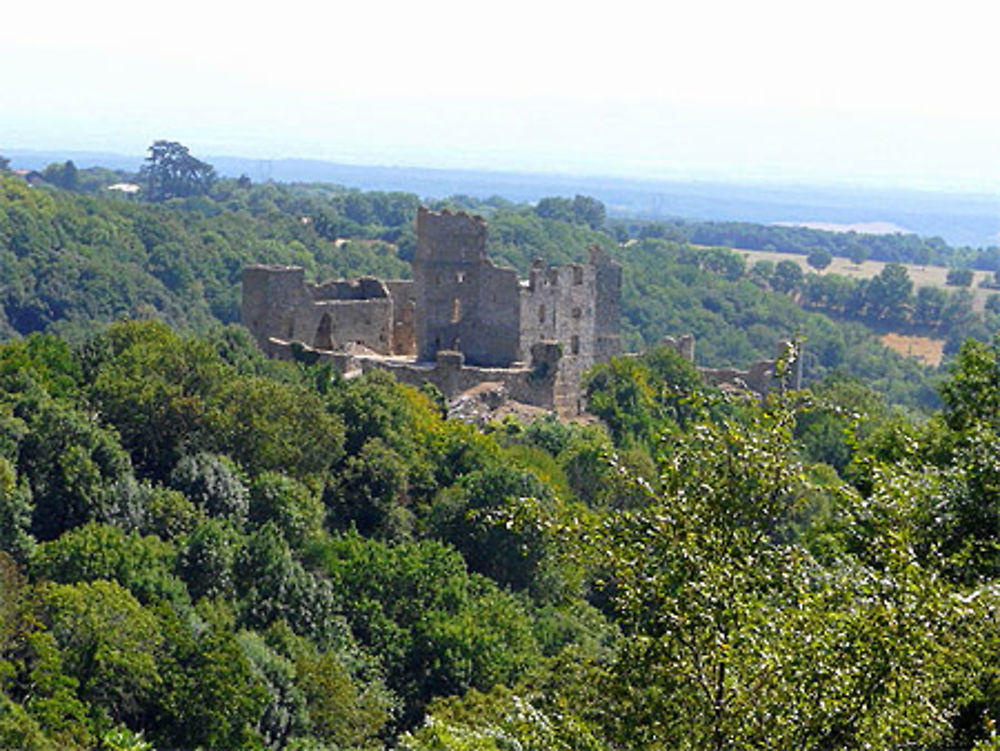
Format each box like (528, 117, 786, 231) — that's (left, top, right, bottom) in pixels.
(880, 332, 945, 367)
(726, 247, 998, 312)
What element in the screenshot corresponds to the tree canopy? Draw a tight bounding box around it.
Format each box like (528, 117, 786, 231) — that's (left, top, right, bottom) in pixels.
(139, 140, 216, 201)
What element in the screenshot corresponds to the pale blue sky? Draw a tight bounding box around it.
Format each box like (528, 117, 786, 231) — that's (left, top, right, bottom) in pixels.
(4, 0, 999, 191)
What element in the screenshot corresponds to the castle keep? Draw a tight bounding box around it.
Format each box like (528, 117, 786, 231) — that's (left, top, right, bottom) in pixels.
(242, 207, 622, 416)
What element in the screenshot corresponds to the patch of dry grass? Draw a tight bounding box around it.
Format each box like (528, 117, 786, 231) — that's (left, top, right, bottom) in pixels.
(727, 247, 998, 312)
(880, 332, 945, 367)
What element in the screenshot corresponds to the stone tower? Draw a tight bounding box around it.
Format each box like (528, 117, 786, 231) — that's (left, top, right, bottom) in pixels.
(590, 245, 623, 363)
(241, 265, 307, 348)
(412, 207, 520, 366)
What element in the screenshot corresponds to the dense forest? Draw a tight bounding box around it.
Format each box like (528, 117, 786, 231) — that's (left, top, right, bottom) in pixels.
(5, 153, 989, 410)
(4, 321, 1000, 748)
(624, 216, 1000, 272)
(4, 148, 1000, 749)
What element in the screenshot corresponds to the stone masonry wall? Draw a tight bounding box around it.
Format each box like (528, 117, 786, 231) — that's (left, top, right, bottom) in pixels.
(242, 265, 398, 355)
(413, 208, 521, 366)
(384, 280, 416, 355)
(242, 265, 308, 348)
(243, 208, 624, 417)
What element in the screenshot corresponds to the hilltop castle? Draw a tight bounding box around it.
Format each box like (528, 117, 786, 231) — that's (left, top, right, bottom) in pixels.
(242, 207, 622, 416)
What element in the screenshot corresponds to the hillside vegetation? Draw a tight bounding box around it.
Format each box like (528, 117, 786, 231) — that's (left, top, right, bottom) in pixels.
(0, 165, 976, 409)
(5, 152, 1000, 748)
(2, 321, 1000, 748)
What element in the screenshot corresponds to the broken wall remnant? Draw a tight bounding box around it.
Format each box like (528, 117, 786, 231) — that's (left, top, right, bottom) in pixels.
(694, 337, 803, 395)
(242, 265, 412, 357)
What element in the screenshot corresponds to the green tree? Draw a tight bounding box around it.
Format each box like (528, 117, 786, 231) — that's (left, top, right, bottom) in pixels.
(234, 523, 343, 646)
(914, 285, 947, 327)
(748, 259, 775, 287)
(534, 197, 574, 223)
(940, 337, 1000, 431)
(806, 246, 833, 271)
(177, 518, 242, 601)
(571, 195, 606, 230)
(847, 242, 870, 265)
(248, 471, 325, 547)
(864, 263, 913, 323)
(40, 161, 78, 191)
(153, 606, 268, 750)
(30, 522, 186, 607)
(947, 267, 975, 287)
(987, 293, 1000, 316)
(428, 463, 557, 595)
(139, 140, 216, 201)
(169, 452, 249, 525)
(331, 437, 411, 539)
(584, 345, 704, 446)
(772, 259, 804, 293)
(37, 580, 163, 728)
(308, 533, 540, 728)
(545, 406, 974, 749)
(0, 456, 34, 559)
(12, 394, 132, 541)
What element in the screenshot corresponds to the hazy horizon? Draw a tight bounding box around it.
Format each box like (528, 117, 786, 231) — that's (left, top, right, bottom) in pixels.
(6, 1, 1000, 196)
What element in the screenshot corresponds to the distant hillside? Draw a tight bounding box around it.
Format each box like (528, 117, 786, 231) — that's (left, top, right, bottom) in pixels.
(6, 148, 999, 247)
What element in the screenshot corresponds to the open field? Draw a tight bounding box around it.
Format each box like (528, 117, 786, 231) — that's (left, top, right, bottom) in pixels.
(725, 247, 998, 312)
(880, 332, 945, 367)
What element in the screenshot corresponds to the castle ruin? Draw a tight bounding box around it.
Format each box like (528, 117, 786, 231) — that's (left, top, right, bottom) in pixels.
(242, 207, 801, 418)
(242, 207, 622, 417)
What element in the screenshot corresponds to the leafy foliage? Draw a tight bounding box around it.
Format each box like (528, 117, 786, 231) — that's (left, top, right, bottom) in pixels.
(139, 140, 216, 201)
(7, 169, 1000, 747)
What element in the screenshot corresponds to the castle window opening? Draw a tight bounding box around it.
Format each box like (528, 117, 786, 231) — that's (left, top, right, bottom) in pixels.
(572, 307, 582, 319)
(571, 335, 580, 354)
(573, 266, 584, 285)
(538, 304, 546, 323)
(456, 271, 465, 283)
(451, 298, 462, 323)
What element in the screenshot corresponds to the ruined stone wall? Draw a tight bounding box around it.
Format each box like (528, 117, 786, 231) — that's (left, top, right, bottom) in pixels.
(591, 246, 624, 363)
(693, 338, 803, 396)
(242, 265, 309, 348)
(261, 338, 572, 415)
(516, 248, 622, 415)
(518, 263, 593, 415)
(243, 209, 623, 418)
(519, 262, 595, 360)
(384, 280, 416, 355)
(365, 350, 539, 403)
(241, 265, 397, 355)
(298, 299, 394, 353)
(413, 208, 520, 366)
(472, 263, 521, 366)
(661, 334, 696, 362)
(311, 277, 389, 301)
